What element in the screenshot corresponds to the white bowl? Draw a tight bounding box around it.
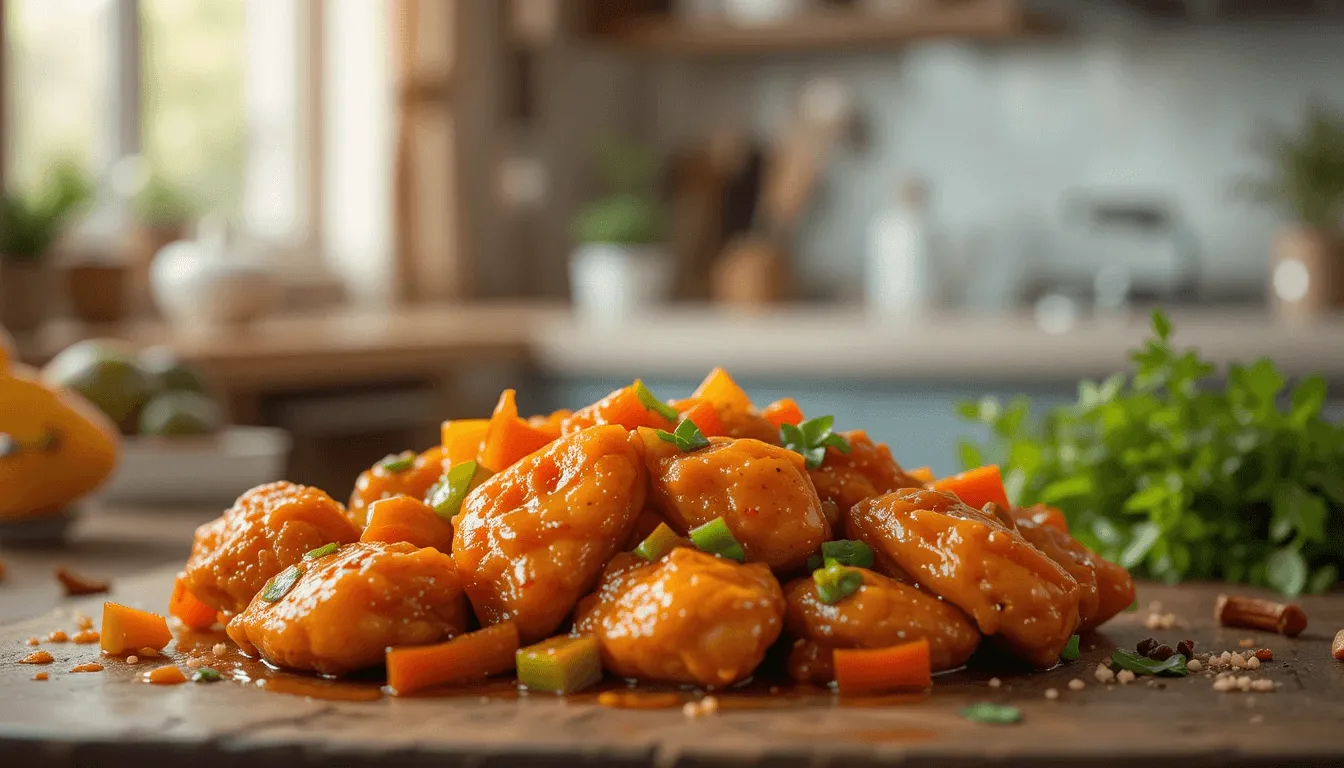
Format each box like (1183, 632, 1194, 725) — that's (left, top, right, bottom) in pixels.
(97, 426, 291, 506)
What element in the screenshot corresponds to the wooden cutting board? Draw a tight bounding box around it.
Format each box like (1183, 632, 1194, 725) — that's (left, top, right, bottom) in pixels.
(2, 568, 1342, 768)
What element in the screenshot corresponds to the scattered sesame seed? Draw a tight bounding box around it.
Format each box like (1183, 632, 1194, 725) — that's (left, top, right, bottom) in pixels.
(1187, 659, 1203, 672)
(1044, 688, 1060, 700)
(186, 657, 209, 670)
(212, 643, 227, 656)
(1095, 664, 1116, 684)
(126, 656, 139, 665)
(1068, 678, 1085, 691)
(1116, 669, 1136, 685)
(1238, 638, 1255, 648)
(988, 677, 1002, 688)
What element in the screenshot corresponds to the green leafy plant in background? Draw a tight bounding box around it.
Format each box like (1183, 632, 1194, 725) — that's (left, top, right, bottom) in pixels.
(958, 311, 1344, 597)
(0, 162, 94, 261)
(131, 169, 198, 228)
(1240, 104, 1344, 229)
(572, 135, 666, 245)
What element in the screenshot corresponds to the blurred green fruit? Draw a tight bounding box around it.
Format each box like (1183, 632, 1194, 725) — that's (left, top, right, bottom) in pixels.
(42, 339, 157, 426)
(139, 391, 224, 437)
(138, 345, 209, 393)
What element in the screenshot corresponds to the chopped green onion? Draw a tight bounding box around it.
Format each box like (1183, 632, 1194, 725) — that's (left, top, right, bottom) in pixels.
(813, 563, 863, 604)
(688, 517, 745, 562)
(428, 460, 487, 520)
(303, 543, 339, 560)
(261, 564, 304, 602)
(962, 703, 1021, 725)
(516, 635, 604, 694)
(806, 553, 824, 571)
(191, 667, 222, 683)
(781, 416, 851, 470)
(633, 522, 681, 561)
(1061, 634, 1080, 662)
(633, 379, 679, 422)
(1111, 649, 1188, 677)
(820, 540, 873, 569)
(655, 418, 711, 453)
(378, 452, 416, 473)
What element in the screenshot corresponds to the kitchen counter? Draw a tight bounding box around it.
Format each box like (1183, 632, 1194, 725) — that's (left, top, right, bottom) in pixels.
(532, 307, 1344, 381)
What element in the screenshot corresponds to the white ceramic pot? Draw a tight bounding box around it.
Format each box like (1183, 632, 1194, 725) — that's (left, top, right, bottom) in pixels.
(150, 220, 281, 329)
(569, 244, 673, 325)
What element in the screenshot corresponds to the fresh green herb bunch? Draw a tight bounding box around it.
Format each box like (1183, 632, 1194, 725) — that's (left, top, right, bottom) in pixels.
(0, 162, 93, 261)
(1239, 103, 1344, 230)
(132, 170, 198, 228)
(958, 311, 1344, 597)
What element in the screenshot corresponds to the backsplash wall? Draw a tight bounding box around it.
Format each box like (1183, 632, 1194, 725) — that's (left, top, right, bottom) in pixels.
(646, 5, 1344, 301)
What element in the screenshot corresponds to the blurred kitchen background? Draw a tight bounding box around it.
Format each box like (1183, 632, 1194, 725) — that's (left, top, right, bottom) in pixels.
(3, 0, 1344, 502)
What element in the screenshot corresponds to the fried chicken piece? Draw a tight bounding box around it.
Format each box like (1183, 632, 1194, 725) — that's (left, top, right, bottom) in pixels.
(227, 541, 469, 676)
(348, 446, 450, 528)
(452, 425, 646, 643)
(846, 488, 1081, 668)
(808, 430, 923, 526)
(640, 430, 829, 573)
(1012, 511, 1135, 632)
(783, 567, 980, 684)
(184, 482, 360, 616)
(574, 548, 784, 688)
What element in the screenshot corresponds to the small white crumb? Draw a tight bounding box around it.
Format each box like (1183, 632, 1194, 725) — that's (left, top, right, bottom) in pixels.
(1251, 679, 1276, 692)
(682, 696, 719, 718)
(1246, 656, 1260, 670)
(1231, 653, 1247, 670)
(212, 643, 227, 656)
(126, 655, 139, 665)
(186, 657, 209, 670)
(1068, 678, 1086, 692)
(1250, 714, 1264, 724)
(1237, 676, 1253, 692)
(1095, 664, 1116, 684)
(1148, 600, 1163, 612)
(1116, 669, 1136, 685)
(1044, 688, 1059, 700)
(1186, 659, 1203, 672)
(987, 677, 1002, 688)
(1215, 671, 1234, 680)
(1213, 677, 1233, 692)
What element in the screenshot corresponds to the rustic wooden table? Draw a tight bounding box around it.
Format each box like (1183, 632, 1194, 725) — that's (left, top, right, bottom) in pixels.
(2, 511, 1343, 767)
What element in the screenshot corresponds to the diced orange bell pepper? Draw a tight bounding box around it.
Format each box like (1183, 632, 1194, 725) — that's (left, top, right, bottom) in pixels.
(690, 368, 754, 412)
(932, 464, 1011, 512)
(680, 399, 726, 438)
(101, 602, 173, 656)
(907, 466, 935, 485)
(168, 575, 217, 631)
(761, 397, 805, 428)
(441, 419, 490, 466)
(1020, 503, 1069, 533)
(478, 390, 553, 472)
(361, 495, 454, 551)
(834, 639, 931, 695)
(386, 621, 521, 695)
(528, 409, 571, 441)
(564, 385, 674, 433)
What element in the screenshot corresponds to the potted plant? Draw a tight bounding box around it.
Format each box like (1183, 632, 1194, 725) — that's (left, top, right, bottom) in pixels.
(569, 137, 671, 324)
(0, 163, 93, 333)
(1244, 105, 1344, 319)
(121, 168, 198, 319)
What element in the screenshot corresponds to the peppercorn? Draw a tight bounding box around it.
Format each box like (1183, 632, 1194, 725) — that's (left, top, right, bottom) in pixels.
(1176, 639, 1196, 658)
(1136, 637, 1158, 656)
(1148, 644, 1176, 661)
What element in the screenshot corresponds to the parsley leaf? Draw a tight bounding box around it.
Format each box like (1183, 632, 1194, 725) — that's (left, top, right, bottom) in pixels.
(633, 379, 679, 422)
(1111, 650, 1188, 677)
(656, 418, 711, 453)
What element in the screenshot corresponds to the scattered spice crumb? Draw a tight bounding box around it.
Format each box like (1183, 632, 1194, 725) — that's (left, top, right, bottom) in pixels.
(1144, 612, 1180, 630)
(74, 615, 93, 631)
(1213, 676, 1236, 692)
(126, 655, 139, 665)
(1231, 652, 1247, 669)
(1044, 688, 1059, 700)
(1333, 630, 1344, 661)
(19, 650, 54, 665)
(1186, 659, 1203, 672)
(137, 647, 161, 658)
(988, 677, 1002, 688)
(212, 643, 227, 657)
(1094, 664, 1116, 684)
(1246, 656, 1261, 670)
(1116, 669, 1136, 685)
(1236, 676, 1253, 692)
(71, 629, 99, 645)
(70, 662, 104, 673)
(1239, 638, 1256, 648)
(186, 657, 209, 670)
(1068, 678, 1086, 692)
(32, 672, 48, 681)
(1255, 648, 1274, 662)
(25, 637, 39, 646)
(54, 566, 110, 596)
(144, 666, 188, 685)
(682, 696, 719, 719)
(1250, 714, 1264, 724)
(45, 630, 68, 643)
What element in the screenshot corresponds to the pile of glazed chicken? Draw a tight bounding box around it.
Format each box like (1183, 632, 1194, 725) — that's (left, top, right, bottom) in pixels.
(179, 369, 1135, 690)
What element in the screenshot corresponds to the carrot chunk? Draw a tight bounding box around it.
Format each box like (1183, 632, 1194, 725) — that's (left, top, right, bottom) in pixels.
(441, 419, 490, 466)
(679, 399, 726, 438)
(690, 368, 754, 412)
(478, 390, 552, 472)
(761, 398, 805, 428)
(168, 575, 217, 631)
(361, 495, 454, 551)
(907, 466, 934, 485)
(834, 639, 931, 695)
(386, 621, 521, 696)
(932, 465, 1011, 512)
(101, 602, 173, 656)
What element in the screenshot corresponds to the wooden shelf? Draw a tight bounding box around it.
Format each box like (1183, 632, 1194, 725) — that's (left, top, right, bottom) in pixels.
(590, 0, 1063, 57)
